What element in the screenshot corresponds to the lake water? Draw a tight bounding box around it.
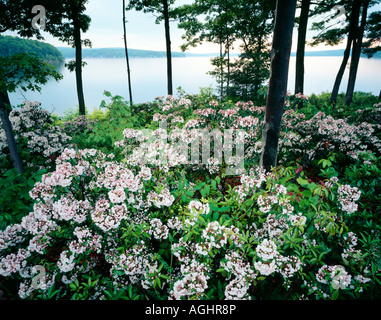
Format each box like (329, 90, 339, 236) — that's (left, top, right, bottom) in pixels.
(8, 56, 381, 116)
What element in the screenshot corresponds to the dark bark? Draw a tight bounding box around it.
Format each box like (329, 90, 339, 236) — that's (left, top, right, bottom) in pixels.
(219, 37, 224, 99)
(225, 0, 230, 96)
(345, 0, 369, 107)
(295, 0, 311, 97)
(3, 91, 11, 115)
(123, 0, 133, 106)
(71, 2, 86, 115)
(379, 89, 381, 100)
(162, 0, 173, 96)
(330, 0, 361, 106)
(330, 36, 353, 105)
(0, 92, 23, 173)
(260, 0, 297, 172)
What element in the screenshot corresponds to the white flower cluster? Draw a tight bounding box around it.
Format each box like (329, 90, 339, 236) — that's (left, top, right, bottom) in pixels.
(257, 184, 293, 214)
(52, 195, 91, 224)
(116, 95, 266, 175)
(169, 219, 245, 299)
(155, 95, 191, 112)
(147, 187, 175, 208)
(0, 249, 30, 277)
(171, 259, 210, 300)
(69, 226, 102, 255)
(238, 116, 259, 128)
(117, 127, 188, 170)
(234, 166, 267, 202)
(254, 239, 279, 276)
(253, 239, 302, 278)
(106, 242, 155, 285)
(91, 199, 128, 232)
(221, 251, 256, 300)
(341, 231, 363, 263)
(0, 101, 71, 169)
(316, 265, 352, 290)
(0, 224, 25, 251)
(148, 218, 169, 240)
(224, 277, 251, 300)
(185, 200, 210, 226)
(194, 108, 216, 118)
(57, 250, 76, 273)
(256, 239, 279, 261)
(206, 156, 220, 174)
(337, 184, 361, 214)
(201, 221, 243, 250)
(0, 148, 156, 293)
(280, 110, 381, 161)
(324, 176, 339, 188)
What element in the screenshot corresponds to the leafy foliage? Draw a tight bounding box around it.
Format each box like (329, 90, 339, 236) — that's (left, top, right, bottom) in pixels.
(0, 90, 380, 300)
(0, 35, 64, 63)
(0, 53, 62, 94)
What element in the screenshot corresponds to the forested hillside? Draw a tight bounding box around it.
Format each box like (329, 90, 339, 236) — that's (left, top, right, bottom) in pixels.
(0, 35, 64, 62)
(57, 46, 187, 59)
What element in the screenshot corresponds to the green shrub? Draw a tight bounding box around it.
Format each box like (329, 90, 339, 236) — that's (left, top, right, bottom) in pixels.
(1, 92, 381, 300)
(0, 168, 47, 230)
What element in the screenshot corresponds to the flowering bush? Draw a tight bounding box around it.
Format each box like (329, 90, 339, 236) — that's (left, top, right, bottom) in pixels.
(0, 92, 380, 300)
(0, 101, 72, 173)
(0, 145, 379, 300)
(63, 115, 97, 136)
(1, 94, 380, 300)
(277, 106, 381, 168)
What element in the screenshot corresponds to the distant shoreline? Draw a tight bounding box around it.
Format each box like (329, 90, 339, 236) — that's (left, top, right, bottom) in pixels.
(57, 47, 381, 60)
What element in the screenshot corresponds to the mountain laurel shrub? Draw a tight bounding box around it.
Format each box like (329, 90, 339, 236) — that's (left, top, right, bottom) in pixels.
(0, 92, 380, 300)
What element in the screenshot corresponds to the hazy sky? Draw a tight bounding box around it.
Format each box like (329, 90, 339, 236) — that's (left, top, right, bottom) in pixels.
(6, 1, 380, 53)
(37, 0, 213, 53)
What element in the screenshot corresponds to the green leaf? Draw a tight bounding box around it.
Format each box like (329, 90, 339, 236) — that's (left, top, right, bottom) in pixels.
(331, 289, 340, 300)
(297, 177, 309, 187)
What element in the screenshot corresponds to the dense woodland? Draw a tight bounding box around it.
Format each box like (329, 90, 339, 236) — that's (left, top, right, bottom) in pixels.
(0, 35, 64, 62)
(0, 0, 381, 302)
(57, 46, 188, 59)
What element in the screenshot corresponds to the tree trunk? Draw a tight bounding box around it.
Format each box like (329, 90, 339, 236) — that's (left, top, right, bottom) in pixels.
(330, 0, 361, 106)
(123, 0, 133, 106)
(260, 0, 297, 172)
(295, 0, 310, 99)
(0, 92, 23, 173)
(225, 0, 230, 97)
(330, 35, 353, 105)
(219, 37, 224, 99)
(72, 5, 86, 115)
(379, 89, 381, 100)
(345, 0, 369, 107)
(162, 0, 173, 96)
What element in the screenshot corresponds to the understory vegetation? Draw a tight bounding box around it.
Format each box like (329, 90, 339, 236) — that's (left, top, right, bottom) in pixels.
(0, 89, 380, 300)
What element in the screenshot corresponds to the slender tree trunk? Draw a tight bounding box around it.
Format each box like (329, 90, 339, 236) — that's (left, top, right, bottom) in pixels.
(74, 35, 86, 115)
(219, 35, 224, 99)
(162, 0, 173, 96)
(225, 0, 230, 96)
(123, 0, 133, 106)
(0, 92, 23, 173)
(3, 91, 11, 115)
(295, 0, 310, 106)
(379, 89, 381, 100)
(330, 0, 361, 106)
(260, 0, 297, 172)
(71, 3, 86, 115)
(330, 35, 353, 105)
(345, 0, 369, 107)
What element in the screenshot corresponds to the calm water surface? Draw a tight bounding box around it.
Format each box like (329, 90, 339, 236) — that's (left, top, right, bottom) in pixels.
(8, 56, 381, 116)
